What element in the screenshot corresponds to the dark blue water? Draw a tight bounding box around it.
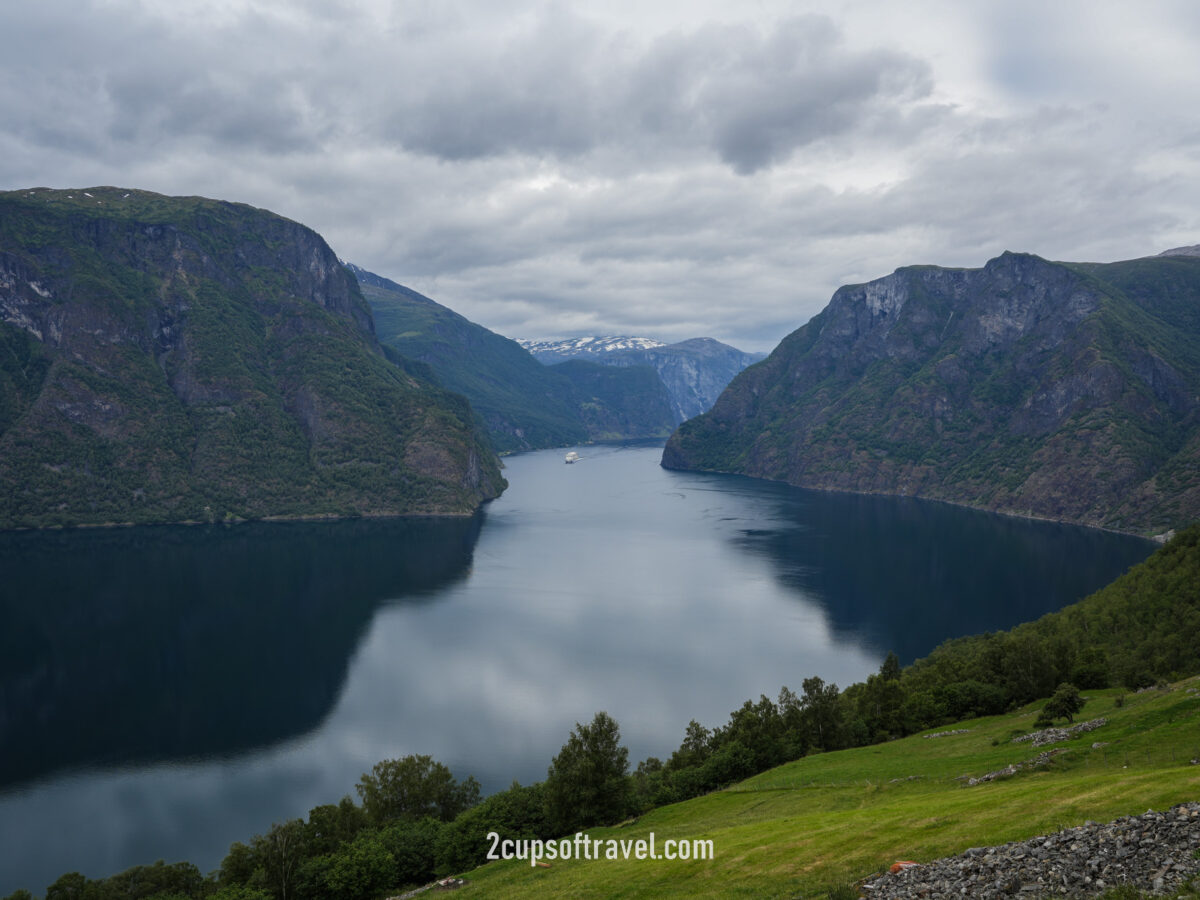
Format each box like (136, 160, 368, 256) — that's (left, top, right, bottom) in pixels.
(0, 443, 1153, 894)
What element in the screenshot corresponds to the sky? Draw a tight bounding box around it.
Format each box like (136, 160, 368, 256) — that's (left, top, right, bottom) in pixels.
(2, 1, 1199, 352)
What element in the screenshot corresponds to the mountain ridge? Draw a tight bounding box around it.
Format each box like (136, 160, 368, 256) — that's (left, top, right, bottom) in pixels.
(663, 249, 1200, 535)
(350, 265, 678, 452)
(522, 334, 765, 422)
(518, 335, 667, 361)
(0, 187, 505, 528)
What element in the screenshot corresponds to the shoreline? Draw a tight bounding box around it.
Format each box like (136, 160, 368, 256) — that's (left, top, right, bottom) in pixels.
(659, 460, 1167, 543)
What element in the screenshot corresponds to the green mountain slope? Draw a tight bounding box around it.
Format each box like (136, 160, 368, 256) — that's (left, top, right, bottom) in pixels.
(663, 251, 1200, 534)
(524, 335, 765, 423)
(352, 265, 677, 452)
(0, 187, 505, 528)
(467, 683, 1200, 898)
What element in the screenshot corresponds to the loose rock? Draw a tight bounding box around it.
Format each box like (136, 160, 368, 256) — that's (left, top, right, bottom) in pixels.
(964, 749, 1067, 786)
(862, 802, 1200, 898)
(1013, 718, 1108, 747)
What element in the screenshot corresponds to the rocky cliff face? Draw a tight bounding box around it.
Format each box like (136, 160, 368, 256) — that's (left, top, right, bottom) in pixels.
(522, 334, 764, 422)
(0, 187, 505, 527)
(596, 338, 764, 422)
(663, 251, 1200, 534)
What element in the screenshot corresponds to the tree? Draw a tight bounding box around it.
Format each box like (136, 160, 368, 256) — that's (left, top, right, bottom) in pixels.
(312, 831, 396, 900)
(208, 886, 272, 900)
(434, 781, 548, 875)
(305, 796, 369, 856)
(777, 685, 809, 759)
(380, 817, 444, 886)
(44, 874, 90, 900)
(356, 754, 480, 825)
(667, 719, 712, 770)
(544, 711, 631, 834)
(218, 841, 260, 889)
(101, 860, 205, 899)
(879, 651, 902, 682)
(251, 820, 307, 900)
(1070, 647, 1110, 689)
(1042, 682, 1085, 724)
(716, 695, 787, 770)
(800, 676, 843, 751)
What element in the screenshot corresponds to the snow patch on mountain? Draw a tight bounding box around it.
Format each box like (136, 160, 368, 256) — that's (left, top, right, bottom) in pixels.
(518, 336, 666, 360)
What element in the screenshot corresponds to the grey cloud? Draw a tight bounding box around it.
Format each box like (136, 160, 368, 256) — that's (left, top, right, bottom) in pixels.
(0, 4, 934, 175)
(2, 1, 1199, 355)
(691, 18, 932, 173)
(367, 12, 933, 172)
(105, 69, 321, 154)
(0, 2, 321, 158)
(379, 9, 609, 160)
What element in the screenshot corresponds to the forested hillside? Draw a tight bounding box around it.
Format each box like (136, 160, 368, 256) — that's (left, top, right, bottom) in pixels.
(664, 251, 1200, 535)
(0, 188, 505, 527)
(353, 266, 677, 451)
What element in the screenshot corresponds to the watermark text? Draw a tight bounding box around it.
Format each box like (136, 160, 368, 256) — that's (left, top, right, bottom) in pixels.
(486, 831, 714, 866)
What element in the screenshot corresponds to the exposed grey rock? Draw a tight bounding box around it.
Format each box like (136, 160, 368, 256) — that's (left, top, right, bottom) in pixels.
(597, 337, 765, 421)
(662, 250, 1200, 534)
(862, 802, 1200, 898)
(1013, 718, 1108, 747)
(963, 749, 1067, 786)
(523, 334, 764, 422)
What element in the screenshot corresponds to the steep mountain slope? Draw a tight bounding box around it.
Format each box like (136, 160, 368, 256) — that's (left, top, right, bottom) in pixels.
(0, 188, 505, 528)
(352, 266, 676, 451)
(595, 338, 765, 421)
(663, 251, 1200, 534)
(522, 335, 764, 422)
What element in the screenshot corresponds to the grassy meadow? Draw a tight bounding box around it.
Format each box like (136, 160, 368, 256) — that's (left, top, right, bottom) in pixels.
(458, 679, 1200, 898)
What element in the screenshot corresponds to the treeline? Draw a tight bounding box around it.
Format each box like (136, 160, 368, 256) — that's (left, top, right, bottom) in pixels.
(9, 524, 1198, 900)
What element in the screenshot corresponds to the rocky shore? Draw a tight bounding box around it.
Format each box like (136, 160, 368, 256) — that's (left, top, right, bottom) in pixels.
(862, 802, 1200, 898)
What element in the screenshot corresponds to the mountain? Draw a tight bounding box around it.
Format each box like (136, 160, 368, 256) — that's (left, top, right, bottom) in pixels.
(522, 335, 765, 422)
(519, 335, 666, 363)
(590, 337, 766, 422)
(663, 250, 1200, 535)
(350, 266, 677, 452)
(0, 187, 505, 528)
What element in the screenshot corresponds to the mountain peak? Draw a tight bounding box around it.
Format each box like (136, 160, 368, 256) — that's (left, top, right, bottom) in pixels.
(1158, 244, 1200, 258)
(664, 249, 1200, 534)
(517, 336, 666, 360)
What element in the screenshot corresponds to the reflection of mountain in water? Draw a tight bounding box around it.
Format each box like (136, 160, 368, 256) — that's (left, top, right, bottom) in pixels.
(726, 484, 1154, 664)
(0, 516, 482, 788)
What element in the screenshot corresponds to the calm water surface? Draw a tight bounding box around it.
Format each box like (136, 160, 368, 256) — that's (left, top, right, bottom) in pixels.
(0, 443, 1154, 893)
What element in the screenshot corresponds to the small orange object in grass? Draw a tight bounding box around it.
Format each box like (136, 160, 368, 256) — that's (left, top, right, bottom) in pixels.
(889, 861, 919, 873)
(536, 862, 552, 868)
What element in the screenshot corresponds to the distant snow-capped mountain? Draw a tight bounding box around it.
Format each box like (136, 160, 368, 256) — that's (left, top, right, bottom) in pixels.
(518, 336, 666, 363)
(518, 335, 764, 422)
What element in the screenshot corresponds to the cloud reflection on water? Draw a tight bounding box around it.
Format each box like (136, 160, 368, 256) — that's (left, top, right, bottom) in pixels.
(0, 444, 1153, 893)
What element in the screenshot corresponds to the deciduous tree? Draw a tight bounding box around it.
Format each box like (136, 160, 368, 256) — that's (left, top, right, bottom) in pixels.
(544, 711, 630, 833)
(355, 754, 480, 825)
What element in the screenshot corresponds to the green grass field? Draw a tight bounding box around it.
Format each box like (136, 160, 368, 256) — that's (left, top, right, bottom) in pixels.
(454, 679, 1200, 898)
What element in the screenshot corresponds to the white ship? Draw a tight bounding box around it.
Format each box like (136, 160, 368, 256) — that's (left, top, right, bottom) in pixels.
(564, 451, 581, 464)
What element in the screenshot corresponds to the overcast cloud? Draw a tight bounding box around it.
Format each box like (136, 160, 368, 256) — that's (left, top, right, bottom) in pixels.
(2, 0, 1199, 351)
